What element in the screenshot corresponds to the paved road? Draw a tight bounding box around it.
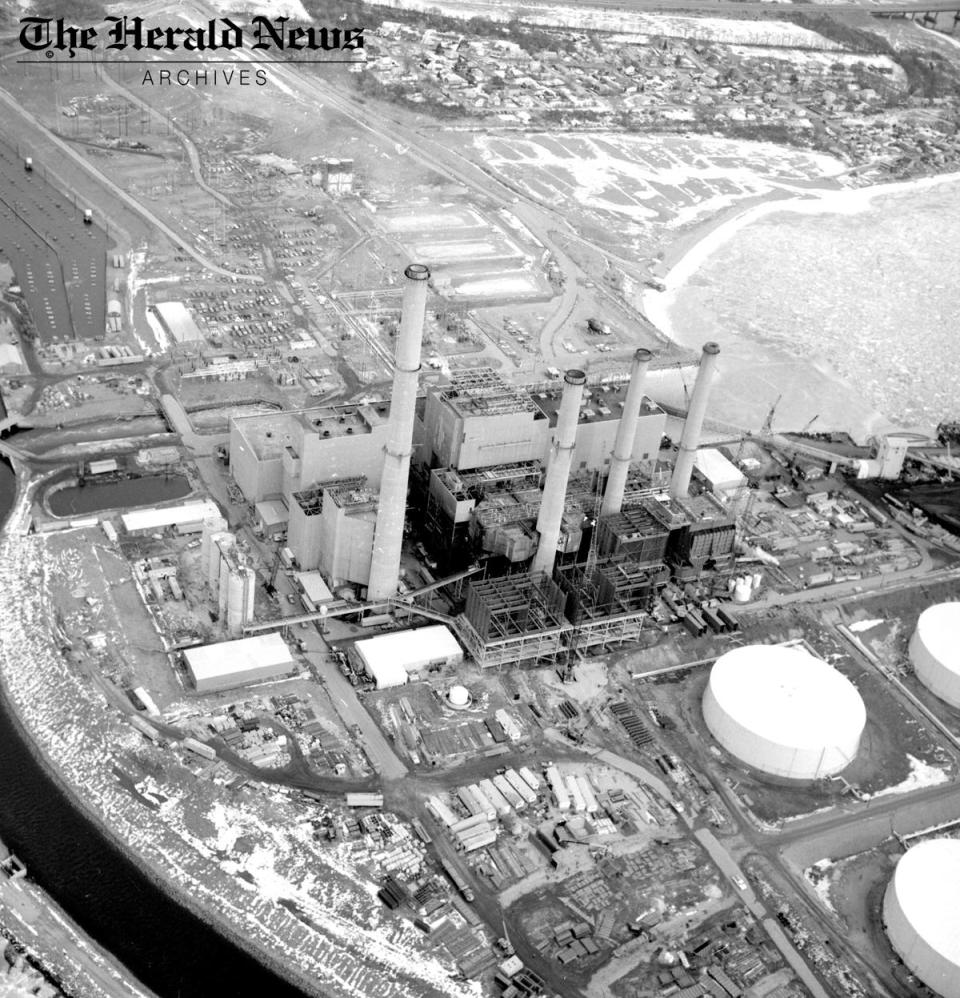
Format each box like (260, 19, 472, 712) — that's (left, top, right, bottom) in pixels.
(591, 748, 672, 800)
(694, 829, 832, 998)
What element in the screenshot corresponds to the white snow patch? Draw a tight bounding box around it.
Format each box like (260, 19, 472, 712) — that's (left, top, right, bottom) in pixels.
(804, 858, 837, 915)
(866, 755, 950, 800)
(849, 618, 885, 633)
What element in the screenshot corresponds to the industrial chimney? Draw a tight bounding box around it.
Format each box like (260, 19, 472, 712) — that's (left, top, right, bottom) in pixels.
(366, 263, 430, 601)
(601, 348, 653, 516)
(670, 341, 720, 499)
(531, 369, 587, 576)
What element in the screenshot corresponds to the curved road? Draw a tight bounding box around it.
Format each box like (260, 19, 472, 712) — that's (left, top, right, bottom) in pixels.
(96, 69, 237, 211)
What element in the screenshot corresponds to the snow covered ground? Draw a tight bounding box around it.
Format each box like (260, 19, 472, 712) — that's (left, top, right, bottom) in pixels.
(476, 133, 844, 232)
(803, 858, 838, 915)
(0, 513, 479, 998)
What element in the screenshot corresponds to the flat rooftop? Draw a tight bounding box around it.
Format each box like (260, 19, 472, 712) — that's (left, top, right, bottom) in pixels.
(328, 482, 379, 512)
(674, 492, 733, 523)
(436, 367, 539, 419)
(531, 380, 663, 428)
(232, 411, 299, 461)
(153, 301, 203, 344)
(184, 633, 294, 683)
(121, 499, 221, 533)
(233, 403, 393, 460)
(293, 476, 367, 516)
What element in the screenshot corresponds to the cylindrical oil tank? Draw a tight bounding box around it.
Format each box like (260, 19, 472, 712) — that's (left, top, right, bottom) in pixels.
(909, 603, 960, 709)
(883, 838, 960, 998)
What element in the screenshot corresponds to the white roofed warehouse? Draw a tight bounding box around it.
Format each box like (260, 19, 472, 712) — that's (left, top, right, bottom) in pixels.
(355, 625, 464, 690)
(909, 603, 960, 709)
(883, 839, 960, 998)
(702, 644, 865, 781)
(184, 633, 296, 693)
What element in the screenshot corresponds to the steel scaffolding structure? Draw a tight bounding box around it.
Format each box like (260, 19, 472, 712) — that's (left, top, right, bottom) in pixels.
(460, 573, 572, 668)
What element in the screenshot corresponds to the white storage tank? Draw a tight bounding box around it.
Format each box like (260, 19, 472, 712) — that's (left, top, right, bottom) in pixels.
(703, 644, 865, 781)
(448, 684, 470, 707)
(883, 838, 960, 998)
(909, 603, 960, 709)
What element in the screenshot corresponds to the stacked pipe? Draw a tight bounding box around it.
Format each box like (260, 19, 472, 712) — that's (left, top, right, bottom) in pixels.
(600, 347, 653, 516)
(366, 264, 430, 601)
(670, 341, 720, 499)
(531, 369, 587, 576)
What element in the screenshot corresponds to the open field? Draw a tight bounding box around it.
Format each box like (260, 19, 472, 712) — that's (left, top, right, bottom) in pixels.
(377, 203, 550, 301)
(473, 133, 846, 258)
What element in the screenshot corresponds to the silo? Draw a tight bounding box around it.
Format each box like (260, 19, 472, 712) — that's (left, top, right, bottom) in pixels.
(201, 515, 228, 580)
(208, 532, 233, 588)
(226, 565, 256, 636)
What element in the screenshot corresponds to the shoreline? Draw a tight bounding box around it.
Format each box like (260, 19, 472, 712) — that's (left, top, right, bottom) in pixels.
(643, 169, 960, 340)
(0, 461, 466, 998)
(0, 464, 160, 998)
(0, 464, 323, 998)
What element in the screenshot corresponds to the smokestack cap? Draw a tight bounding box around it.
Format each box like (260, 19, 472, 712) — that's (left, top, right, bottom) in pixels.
(634, 348, 654, 362)
(564, 369, 587, 385)
(404, 263, 431, 281)
(702, 342, 720, 356)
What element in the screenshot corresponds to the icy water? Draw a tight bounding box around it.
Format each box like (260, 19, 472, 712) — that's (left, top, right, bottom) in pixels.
(661, 177, 960, 434)
(0, 460, 12, 525)
(48, 473, 192, 517)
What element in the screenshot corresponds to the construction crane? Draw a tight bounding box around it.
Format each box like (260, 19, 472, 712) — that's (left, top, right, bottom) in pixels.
(760, 394, 782, 437)
(799, 414, 820, 435)
(675, 362, 691, 408)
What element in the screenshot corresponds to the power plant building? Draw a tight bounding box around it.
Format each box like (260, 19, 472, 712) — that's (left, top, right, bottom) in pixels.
(288, 477, 378, 585)
(703, 644, 866, 780)
(883, 838, 960, 998)
(421, 368, 548, 471)
(184, 633, 296, 693)
(354, 625, 464, 690)
(909, 603, 960, 709)
(420, 367, 665, 476)
(229, 402, 397, 504)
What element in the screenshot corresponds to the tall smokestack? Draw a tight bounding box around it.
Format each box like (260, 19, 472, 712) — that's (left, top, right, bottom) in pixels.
(531, 369, 587, 576)
(670, 341, 720, 499)
(366, 263, 430, 601)
(601, 348, 653, 517)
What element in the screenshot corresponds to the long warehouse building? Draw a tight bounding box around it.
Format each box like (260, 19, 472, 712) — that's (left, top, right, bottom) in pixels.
(184, 633, 296, 693)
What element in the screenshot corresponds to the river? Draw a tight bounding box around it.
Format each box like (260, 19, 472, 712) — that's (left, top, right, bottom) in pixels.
(0, 457, 310, 998)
